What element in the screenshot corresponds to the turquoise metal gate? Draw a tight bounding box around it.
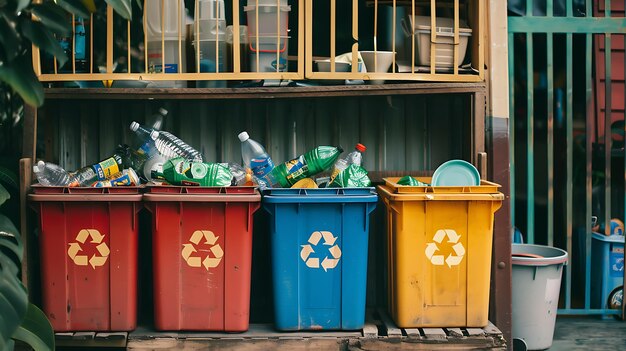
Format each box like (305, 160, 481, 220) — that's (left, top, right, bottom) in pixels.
(508, 0, 625, 316)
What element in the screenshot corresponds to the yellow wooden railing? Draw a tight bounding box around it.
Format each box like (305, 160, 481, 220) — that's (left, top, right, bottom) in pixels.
(32, 0, 483, 84)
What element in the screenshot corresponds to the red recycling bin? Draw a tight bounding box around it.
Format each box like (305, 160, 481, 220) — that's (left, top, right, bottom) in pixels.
(29, 186, 141, 331)
(144, 186, 261, 331)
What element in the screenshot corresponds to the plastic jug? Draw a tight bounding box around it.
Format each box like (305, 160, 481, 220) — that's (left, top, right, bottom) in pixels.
(146, 0, 187, 87)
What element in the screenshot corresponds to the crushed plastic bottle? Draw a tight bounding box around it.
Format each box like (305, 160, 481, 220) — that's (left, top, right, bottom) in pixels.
(238, 131, 279, 188)
(33, 161, 71, 186)
(270, 146, 343, 188)
(330, 143, 366, 183)
(130, 121, 203, 162)
(152, 157, 232, 187)
(328, 164, 371, 188)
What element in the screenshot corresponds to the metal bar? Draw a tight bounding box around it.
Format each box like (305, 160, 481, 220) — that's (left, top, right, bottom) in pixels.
(429, 0, 435, 73)
(547, 33, 554, 247)
(392, 0, 396, 73)
(508, 17, 626, 33)
(233, 0, 241, 73)
(565, 33, 573, 309)
(196, 0, 200, 73)
(477, 0, 484, 79)
(256, 0, 259, 72)
(547, 0, 553, 17)
(161, 0, 165, 74)
(72, 14, 76, 74)
(453, 0, 459, 75)
(374, 0, 378, 70)
(567, 0, 573, 17)
(144, 1, 148, 73)
(411, 0, 415, 74)
(526, 33, 535, 244)
(31, 0, 42, 76)
(605, 33, 612, 236)
(509, 31, 515, 232)
(305, 0, 312, 77)
(526, 0, 532, 16)
(331, 0, 336, 72)
(128, 20, 131, 73)
(90, 13, 93, 74)
(352, 0, 358, 71)
(298, 0, 305, 78)
(276, 0, 280, 72)
(623, 4, 626, 322)
(584, 31, 592, 310)
(107, 5, 113, 73)
(178, 0, 182, 74)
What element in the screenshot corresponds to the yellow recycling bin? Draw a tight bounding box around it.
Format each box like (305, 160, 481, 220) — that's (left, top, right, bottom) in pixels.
(378, 177, 504, 328)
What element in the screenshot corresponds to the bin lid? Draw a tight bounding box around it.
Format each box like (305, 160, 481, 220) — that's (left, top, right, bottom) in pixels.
(383, 177, 501, 194)
(143, 185, 261, 202)
(407, 15, 472, 35)
(262, 187, 378, 204)
(29, 185, 143, 202)
(592, 232, 625, 243)
(511, 244, 568, 266)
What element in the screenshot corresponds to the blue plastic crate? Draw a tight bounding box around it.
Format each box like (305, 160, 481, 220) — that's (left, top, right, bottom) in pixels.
(591, 233, 624, 309)
(262, 188, 378, 330)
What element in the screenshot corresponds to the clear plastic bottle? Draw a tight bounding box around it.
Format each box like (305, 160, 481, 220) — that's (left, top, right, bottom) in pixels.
(238, 131, 278, 187)
(129, 121, 203, 162)
(68, 145, 133, 187)
(330, 143, 366, 182)
(33, 161, 71, 186)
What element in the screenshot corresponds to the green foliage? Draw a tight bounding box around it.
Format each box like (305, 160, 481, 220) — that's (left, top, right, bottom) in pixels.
(0, 0, 133, 107)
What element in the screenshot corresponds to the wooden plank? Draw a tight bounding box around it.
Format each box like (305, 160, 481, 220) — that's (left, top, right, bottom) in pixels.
(95, 332, 128, 340)
(128, 338, 349, 350)
(482, 322, 502, 336)
(465, 328, 485, 337)
(446, 328, 464, 338)
(43, 83, 487, 100)
(376, 309, 403, 338)
(19, 159, 32, 292)
(403, 328, 422, 339)
(421, 328, 447, 340)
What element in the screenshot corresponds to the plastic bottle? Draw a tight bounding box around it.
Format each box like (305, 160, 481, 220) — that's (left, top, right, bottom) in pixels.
(130, 121, 203, 162)
(330, 143, 366, 183)
(68, 145, 133, 187)
(270, 146, 343, 188)
(93, 168, 140, 187)
(152, 157, 232, 186)
(33, 161, 72, 186)
(238, 131, 278, 187)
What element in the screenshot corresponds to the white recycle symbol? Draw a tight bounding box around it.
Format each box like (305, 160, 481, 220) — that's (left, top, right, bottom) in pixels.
(300, 231, 342, 272)
(425, 229, 465, 268)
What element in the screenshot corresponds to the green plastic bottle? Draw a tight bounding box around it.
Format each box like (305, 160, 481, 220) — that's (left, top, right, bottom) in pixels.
(152, 157, 232, 187)
(270, 146, 343, 188)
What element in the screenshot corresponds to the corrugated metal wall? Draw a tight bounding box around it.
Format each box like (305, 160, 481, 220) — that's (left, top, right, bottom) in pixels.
(38, 94, 471, 172)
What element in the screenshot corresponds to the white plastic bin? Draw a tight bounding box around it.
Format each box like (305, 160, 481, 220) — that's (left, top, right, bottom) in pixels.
(248, 36, 289, 72)
(245, 4, 290, 37)
(512, 244, 568, 351)
(401, 15, 472, 68)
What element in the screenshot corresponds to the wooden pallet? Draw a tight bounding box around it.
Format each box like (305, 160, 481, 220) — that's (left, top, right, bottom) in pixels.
(54, 310, 506, 350)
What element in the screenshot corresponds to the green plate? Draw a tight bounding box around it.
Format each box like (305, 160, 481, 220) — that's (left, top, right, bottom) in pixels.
(431, 160, 480, 186)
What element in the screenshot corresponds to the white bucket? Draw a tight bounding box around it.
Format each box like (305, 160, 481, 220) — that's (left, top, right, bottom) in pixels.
(248, 36, 289, 72)
(245, 4, 290, 37)
(145, 0, 187, 87)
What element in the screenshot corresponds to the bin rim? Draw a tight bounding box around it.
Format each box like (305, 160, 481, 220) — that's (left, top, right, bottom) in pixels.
(383, 177, 501, 194)
(262, 187, 377, 203)
(591, 232, 625, 243)
(28, 193, 143, 202)
(143, 192, 261, 203)
(511, 244, 568, 266)
(377, 184, 504, 202)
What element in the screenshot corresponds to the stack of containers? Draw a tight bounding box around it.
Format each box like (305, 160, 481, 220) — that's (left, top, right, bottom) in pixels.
(263, 188, 377, 330)
(194, 0, 227, 87)
(145, 185, 261, 331)
(378, 177, 503, 327)
(245, 0, 291, 72)
(29, 186, 142, 331)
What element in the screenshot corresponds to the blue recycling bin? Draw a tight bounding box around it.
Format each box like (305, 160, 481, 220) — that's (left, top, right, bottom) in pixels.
(591, 233, 624, 309)
(263, 188, 377, 330)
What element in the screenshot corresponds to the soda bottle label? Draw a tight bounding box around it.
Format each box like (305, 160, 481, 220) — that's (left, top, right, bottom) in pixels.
(250, 157, 274, 177)
(92, 157, 121, 180)
(284, 155, 308, 184)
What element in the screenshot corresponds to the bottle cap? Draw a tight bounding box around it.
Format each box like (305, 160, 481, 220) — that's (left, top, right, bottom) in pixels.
(130, 121, 139, 132)
(355, 143, 366, 152)
(158, 107, 168, 116)
(150, 131, 159, 140)
(33, 160, 45, 173)
(238, 131, 250, 142)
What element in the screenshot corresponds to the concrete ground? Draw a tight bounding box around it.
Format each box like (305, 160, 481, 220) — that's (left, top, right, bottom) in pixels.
(549, 316, 626, 350)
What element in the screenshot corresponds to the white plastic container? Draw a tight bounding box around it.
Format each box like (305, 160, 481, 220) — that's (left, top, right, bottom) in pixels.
(401, 15, 472, 68)
(193, 0, 227, 87)
(145, 0, 187, 87)
(244, 4, 290, 37)
(248, 36, 289, 72)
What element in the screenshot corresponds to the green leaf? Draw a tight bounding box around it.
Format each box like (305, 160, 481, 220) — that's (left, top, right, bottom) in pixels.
(12, 304, 55, 351)
(20, 18, 68, 68)
(135, 0, 142, 10)
(0, 256, 28, 351)
(0, 166, 18, 193)
(105, 0, 132, 21)
(0, 183, 9, 208)
(16, 0, 31, 12)
(0, 58, 44, 107)
(30, 2, 72, 36)
(57, 0, 91, 19)
(0, 214, 23, 266)
(0, 14, 21, 63)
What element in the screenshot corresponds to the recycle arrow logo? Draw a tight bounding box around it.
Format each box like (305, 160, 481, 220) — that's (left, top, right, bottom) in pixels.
(425, 229, 465, 268)
(300, 231, 342, 272)
(181, 230, 224, 270)
(67, 229, 109, 269)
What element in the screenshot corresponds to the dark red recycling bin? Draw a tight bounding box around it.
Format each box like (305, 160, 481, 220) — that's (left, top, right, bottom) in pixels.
(29, 186, 142, 332)
(144, 186, 261, 331)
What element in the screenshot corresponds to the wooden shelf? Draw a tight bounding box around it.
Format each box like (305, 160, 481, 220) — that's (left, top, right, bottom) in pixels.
(43, 82, 486, 100)
(54, 310, 506, 350)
